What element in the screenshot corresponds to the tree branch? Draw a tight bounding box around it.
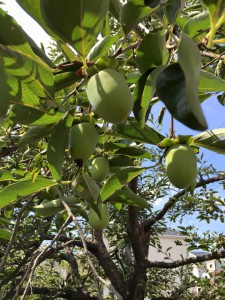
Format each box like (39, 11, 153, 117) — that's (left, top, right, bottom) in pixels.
(145, 250, 225, 269)
(144, 175, 224, 231)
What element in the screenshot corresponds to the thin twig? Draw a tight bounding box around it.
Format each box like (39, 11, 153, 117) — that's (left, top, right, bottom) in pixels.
(18, 215, 71, 300)
(0, 198, 33, 273)
(55, 187, 104, 300)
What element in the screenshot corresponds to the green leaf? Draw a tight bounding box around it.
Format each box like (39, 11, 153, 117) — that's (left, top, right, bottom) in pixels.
(55, 71, 83, 93)
(87, 36, 119, 62)
(183, 11, 210, 41)
(0, 8, 52, 70)
(199, 70, 225, 92)
(156, 34, 207, 131)
(178, 33, 207, 129)
(0, 54, 10, 118)
(109, 0, 122, 20)
(18, 124, 55, 148)
(108, 186, 150, 209)
(16, 0, 58, 38)
(0, 170, 14, 182)
(0, 177, 57, 209)
(120, 0, 155, 34)
(47, 112, 73, 183)
(112, 120, 165, 144)
(9, 105, 65, 125)
(136, 30, 168, 73)
(83, 172, 100, 203)
(133, 67, 164, 127)
(115, 146, 152, 159)
(192, 128, 225, 154)
(40, 0, 110, 57)
(100, 166, 146, 202)
(0, 47, 54, 99)
(165, 0, 185, 25)
(0, 229, 12, 240)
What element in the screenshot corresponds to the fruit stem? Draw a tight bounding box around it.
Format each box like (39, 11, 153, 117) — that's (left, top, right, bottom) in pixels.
(170, 115, 174, 138)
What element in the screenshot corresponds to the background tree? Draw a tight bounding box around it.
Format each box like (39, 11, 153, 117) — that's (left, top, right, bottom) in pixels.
(0, 0, 225, 299)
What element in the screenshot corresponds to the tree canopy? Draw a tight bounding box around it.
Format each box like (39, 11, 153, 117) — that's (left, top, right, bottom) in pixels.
(0, 0, 225, 299)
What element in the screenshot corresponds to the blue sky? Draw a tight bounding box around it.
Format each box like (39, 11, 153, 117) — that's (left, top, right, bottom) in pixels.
(3, 1, 225, 233)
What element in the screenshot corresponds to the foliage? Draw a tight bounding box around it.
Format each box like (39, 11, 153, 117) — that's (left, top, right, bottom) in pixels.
(0, 0, 225, 299)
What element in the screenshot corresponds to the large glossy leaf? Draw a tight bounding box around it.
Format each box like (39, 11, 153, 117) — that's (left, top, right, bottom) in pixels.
(199, 70, 225, 92)
(112, 120, 165, 144)
(55, 71, 83, 92)
(47, 112, 73, 182)
(108, 186, 150, 209)
(109, 0, 122, 20)
(0, 8, 53, 71)
(100, 166, 146, 202)
(16, 0, 58, 38)
(9, 105, 65, 125)
(156, 34, 207, 131)
(165, 0, 185, 25)
(133, 67, 164, 127)
(0, 47, 54, 99)
(120, 0, 156, 34)
(40, 0, 110, 57)
(136, 30, 168, 74)
(18, 124, 55, 148)
(0, 54, 10, 118)
(192, 128, 225, 154)
(0, 177, 57, 209)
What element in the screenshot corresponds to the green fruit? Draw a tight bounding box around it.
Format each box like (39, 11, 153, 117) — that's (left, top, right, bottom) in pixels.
(69, 123, 98, 162)
(89, 203, 109, 230)
(165, 144, 197, 189)
(86, 69, 133, 123)
(42, 186, 58, 200)
(90, 157, 109, 181)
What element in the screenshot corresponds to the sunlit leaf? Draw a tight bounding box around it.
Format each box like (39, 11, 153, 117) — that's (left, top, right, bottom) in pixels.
(100, 166, 146, 202)
(0, 177, 57, 209)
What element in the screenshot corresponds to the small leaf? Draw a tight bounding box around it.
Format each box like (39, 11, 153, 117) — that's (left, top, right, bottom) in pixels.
(87, 36, 119, 62)
(0, 177, 57, 209)
(0, 54, 10, 118)
(0, 229, 12, 240)
(192, 128, 225, 154)
(47, 112, 73, 183)
(100, 166, 146, 202)
(199, 70, 225, 92)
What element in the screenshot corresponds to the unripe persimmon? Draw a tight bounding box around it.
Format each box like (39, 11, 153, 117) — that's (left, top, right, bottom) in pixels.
(165, 144, 197, 189)
(86, 69, 133, 123)
(90, 157, 109, 181)
(69, 123, 98, 162)
(89, 203, 109, 230)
